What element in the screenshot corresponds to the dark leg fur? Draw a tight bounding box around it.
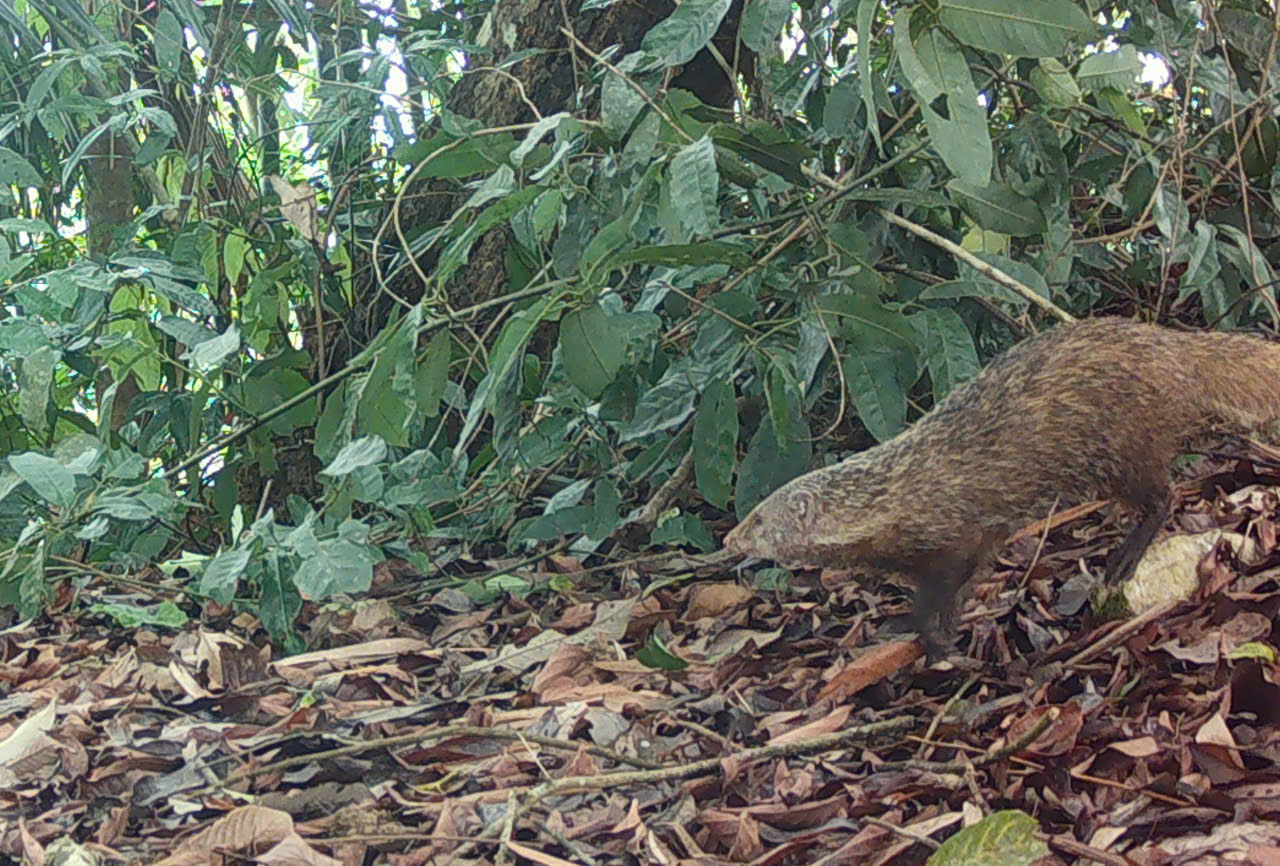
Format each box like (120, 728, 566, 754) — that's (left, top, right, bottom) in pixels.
(906, 551, 979, 662)
(1105, 493, 1171, 585)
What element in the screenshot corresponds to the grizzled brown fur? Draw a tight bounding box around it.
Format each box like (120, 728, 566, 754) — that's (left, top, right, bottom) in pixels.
(724, 318, 1280, 658)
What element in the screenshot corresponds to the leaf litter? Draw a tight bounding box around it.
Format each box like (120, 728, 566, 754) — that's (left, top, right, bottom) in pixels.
(3, 454, 1280, 863)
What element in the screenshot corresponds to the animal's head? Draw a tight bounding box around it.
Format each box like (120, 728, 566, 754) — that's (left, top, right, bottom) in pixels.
(723, 464, 880, 568)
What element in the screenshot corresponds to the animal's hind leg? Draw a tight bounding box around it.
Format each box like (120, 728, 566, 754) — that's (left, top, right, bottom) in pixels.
(1105, 488, 1172, 585)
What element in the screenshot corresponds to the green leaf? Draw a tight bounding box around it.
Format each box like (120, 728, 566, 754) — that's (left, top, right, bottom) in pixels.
(186, 325, 240, 368)
(1094, 86, 1146, 135)
(224, 233, 248, 286)
(857, 0, 883, 155)
(296, 540, 378, 599)
(9, 452, 76, 509)
(0, 147, 41, 187)
(670, 136, 719, 235)
(740, 0, 793, 52)
(90, 601, 189, 629)
(650, 512, 716, 552)
(608, 241, 752, 270)
(640, 0, 734, 67)
(894, 10, 992, 185)
(1030, 58, 1081, 107)
(415, 332, 451, 418)
(947, 179, 1048, 236)
(833, 304, 919, 442)
(18, 345, 56, 435)
(636, 633, 690, 670)
(0, 217, 54, 236)
(154, 8, 183, 80)
(1077, 45, 1142, 92)
(323, 435, 388, 477)
(928, 810, 1048, 864)
(693, 378, 737, 509)
(939, 0, 1094, 57)
(199, 549, 250, 604)
(559, 304, 625, 398)
(918, 278, 1025, 305)
(734, 394, 811, 518)
(918, 308, 979, 401)
(710, 124, 814, 187)
(601, 53, 654, 142)
(512, 112, 569, 167)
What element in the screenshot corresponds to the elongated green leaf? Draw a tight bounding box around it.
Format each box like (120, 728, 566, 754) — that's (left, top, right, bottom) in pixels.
(894, 10, 992, 185)
(947, 179, 1048, 236)
(857, 0, 883, 154)
(671, 136, 719, 236)
(693, 378, 737, 509)
(939, 0, 1094, 57)
(415, 332, 451, 418)
(18, 345, 56, 435)
(919, 308, 979, 401)
(9, 451, 76, 509)
(641, 0, 734, 67)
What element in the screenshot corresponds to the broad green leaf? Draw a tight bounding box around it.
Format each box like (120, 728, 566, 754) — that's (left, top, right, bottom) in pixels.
(918, 308, 979, 401)
(671, 136, 719, 235)
(559, 304, 625, 398)
(1077, 45, 1142, 92)
(928, 810, 1048, 864)
(947, 180, 1048, 236)
(200, 549, 250, 603)
(939, 0, 1094, 57)
(156, 314, 218, 348)
(323, 435, 388, 477)
(259, 568, 303, 648)
(894, 9, 992, 185)
(601, 53, 654, 142)
(0, 217, 54, 236)
(18, 345, 56, 435)
(640, 0, 734, 67)
(296, 539, 378, 599)
(741, 0, 793, 52)
(635, 633, 690, 670)
(587, 479, 622, 538)
(186, 325, 240, 368)
(834, 305, 919, 441)
(154, 8, 183, 81)
(1030, 58, 1081, 106)
(693, 378, 737, 509)
(9, 452, 76, 509)
(0, 147, 41, 187)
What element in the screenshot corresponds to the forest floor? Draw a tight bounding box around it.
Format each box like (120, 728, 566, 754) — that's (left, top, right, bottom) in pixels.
(4, 446, 1280, 865)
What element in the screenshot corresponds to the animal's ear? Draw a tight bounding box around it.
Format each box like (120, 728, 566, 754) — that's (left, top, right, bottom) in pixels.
(793, 488, 814, 524)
